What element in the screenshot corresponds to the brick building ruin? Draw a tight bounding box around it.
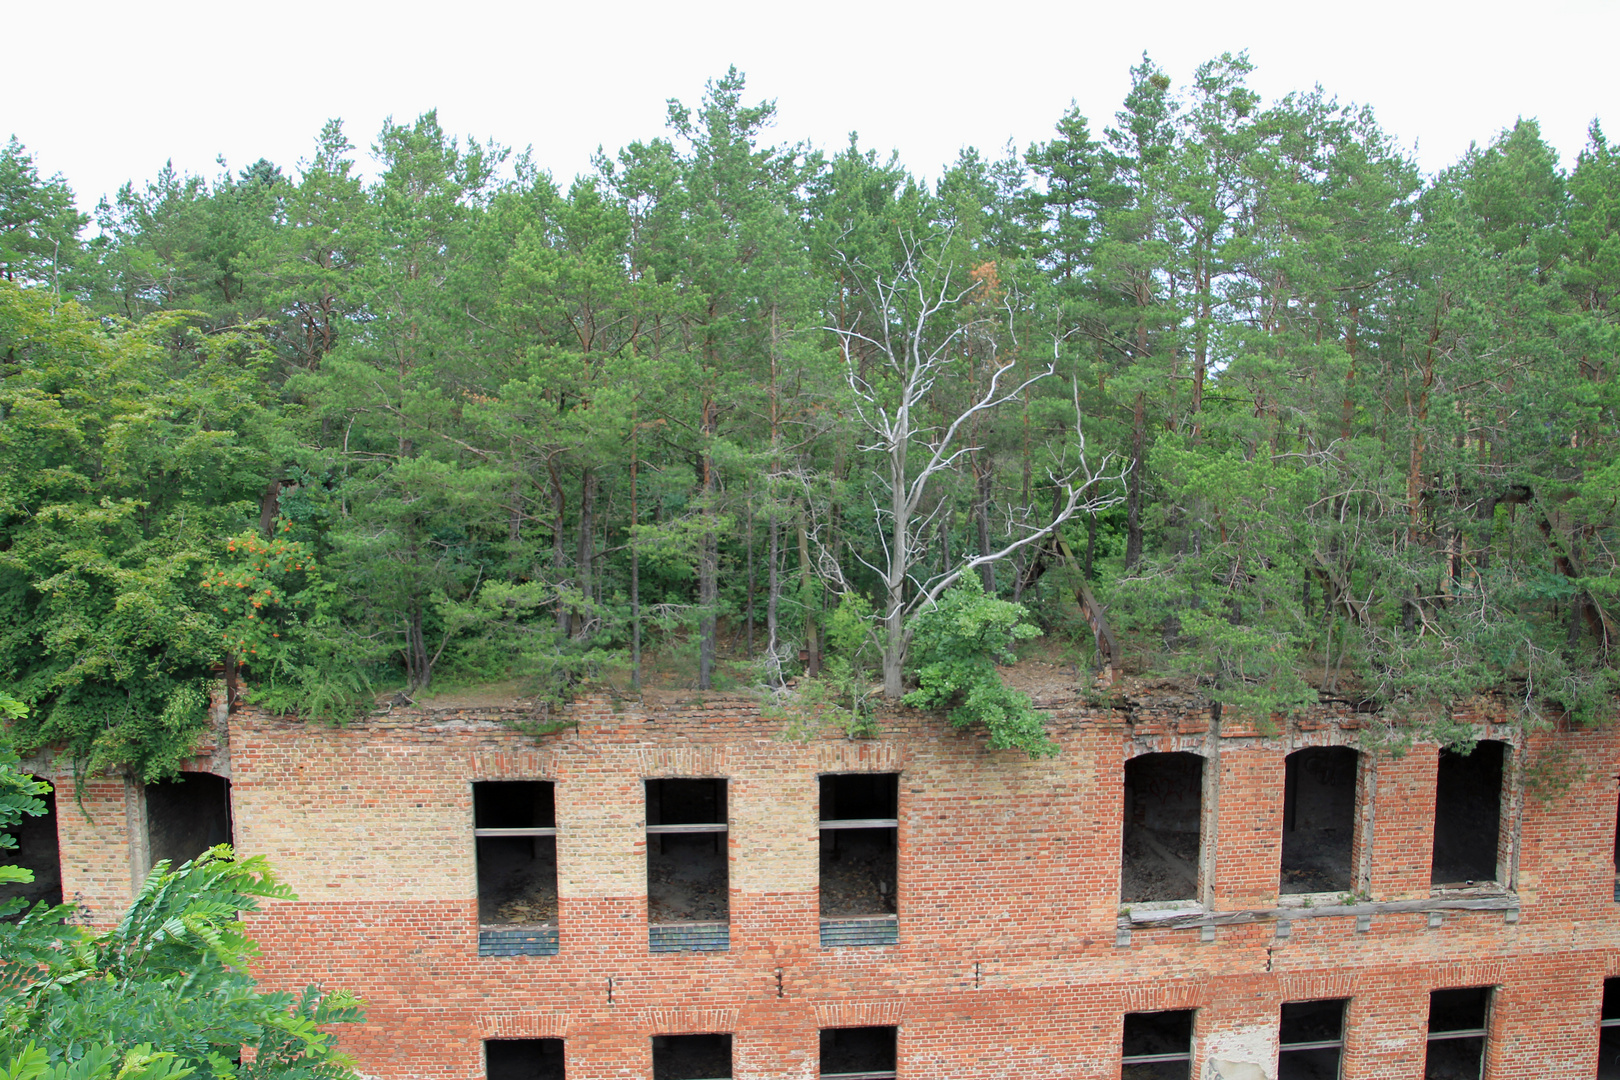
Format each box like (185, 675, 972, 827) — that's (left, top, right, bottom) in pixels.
(7, 688, 1620, 1079)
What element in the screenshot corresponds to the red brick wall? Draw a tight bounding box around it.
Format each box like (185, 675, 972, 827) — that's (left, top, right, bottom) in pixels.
(39, 696, 1620, 1079)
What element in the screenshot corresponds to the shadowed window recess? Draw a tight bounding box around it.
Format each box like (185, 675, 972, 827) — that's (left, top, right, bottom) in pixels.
(1122, 753, 1203, 904)
(1425, 987, 1491, 1080)
(1430, 743, 1506, 888)
(819, 774, 897, 947)
(145, 773, 232, 870)
(1122, 1009, 1193, 1080)
(1278, 998, 1347, 1080)
(0, 777, 60, 919)
(820, 1025, 896, 1079)
(1281, 748, 1356, 895)
(475, 781, 557, 928)
(485, 1038, 564, 1080)
(647, 779, 728, 952)
(652, 1034, 729, 1080)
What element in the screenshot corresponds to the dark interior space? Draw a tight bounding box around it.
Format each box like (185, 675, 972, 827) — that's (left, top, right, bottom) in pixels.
(820, 773, 898, 820)
(1430, 742, 1505, 887)
(1425, 987, 1490, 1080)
(1281, 747, 1356, 894)
(1121, 1009, 1193, 1080)
(1121, 753, 1203, 903)
(1, 782, 61, 918)
(1612, 795, 1619, 895)
(647, 779, 727, 924)
(652, 1034, 730, 1080)
(1600, 979, 1620, 1080)
(475, 781, 557, 927)
(1277, 998, 1346, 1080)
(820, 1026, 896, 1075)
(820, 774, 897, 919)
(485, 1039, 564, 1080)
(145, 773, 232, 870)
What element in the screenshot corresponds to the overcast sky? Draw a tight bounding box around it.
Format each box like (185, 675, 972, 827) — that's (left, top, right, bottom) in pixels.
(6, 0, 1616, 215)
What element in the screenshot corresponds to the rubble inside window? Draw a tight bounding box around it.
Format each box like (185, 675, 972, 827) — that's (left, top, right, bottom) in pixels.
(475, 781, 557, 927)
(1122, 753, 1203, 903)
(1281, 747, 1357, 895)
(647, 779, 728, 925)
(819, 774, 897, 919)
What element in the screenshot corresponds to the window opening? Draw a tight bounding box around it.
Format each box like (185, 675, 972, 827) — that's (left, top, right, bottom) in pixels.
(651, 1034, 730, 1080)
(1281, 748, 1356, 894)
(1121, 1009, 1194, 1080)
(820, 774, 897, 919)
(1612, 793, 1618, 902)
(820, 1026, 896, 1079)
(1122, 753, 1203, 903)
(1, 780, 60, 919)
(1277, 998, 1346, 1080)
(1600, 979, 1620, 1080)
(485, 1038, 564, 1080)
(1424, 987, 1490, 1080)
(145, 773, 232, 870)
(1430, 742, 1505, 887)
(647, 779, 728, 928)
(475, 782, 557, 928)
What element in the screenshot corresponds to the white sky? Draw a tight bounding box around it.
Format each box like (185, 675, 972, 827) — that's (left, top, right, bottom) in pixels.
(5, 0, 1617, 214)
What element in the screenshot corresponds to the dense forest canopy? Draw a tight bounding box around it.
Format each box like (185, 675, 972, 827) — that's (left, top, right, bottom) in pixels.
(3, 56, 1618, 774)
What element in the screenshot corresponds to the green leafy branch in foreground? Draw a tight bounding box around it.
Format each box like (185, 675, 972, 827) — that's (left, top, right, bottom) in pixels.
(0, 834, 363, 1080)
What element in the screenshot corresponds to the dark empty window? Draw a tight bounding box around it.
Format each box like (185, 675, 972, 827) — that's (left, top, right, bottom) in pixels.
(1431, 742, 1505, 887)
(820, 1026, 896, 1078)
(145, 773, 232, 870)
(1122, 753, 1203, 903)
(1425, 987, 1490, 1080)
(1122, 1009, 1193, 1080)
(1278, 998, 1346, 1080)
(1, 779, 60, 919)
(1600, 979, 1620, 1080)
(485, 1038, 564, 1080)
(820, 774, 897, 919)
(475, 782, 557, 927)
(647, 779, 728, 926)
(1281, 748, 1356, 895)
(652, 1034, 730, 1080)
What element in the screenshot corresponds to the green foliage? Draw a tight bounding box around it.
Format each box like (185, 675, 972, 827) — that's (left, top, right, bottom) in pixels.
(903, 577, 1054, 757)
(0, 844, 363, 1080)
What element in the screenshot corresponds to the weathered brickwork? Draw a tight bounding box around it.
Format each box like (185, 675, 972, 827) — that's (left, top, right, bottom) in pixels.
(35, 693, 1620, 1079)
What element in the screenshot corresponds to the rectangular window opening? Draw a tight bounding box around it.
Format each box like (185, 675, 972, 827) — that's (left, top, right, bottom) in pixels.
(475, 781, 557, 928)
(820, 774, 897, 920)
(820, 1026, 896, 1079)
(1281, 748, 1356, 895)
(1612, 793, 1618, 902)
(1599, 978, 1620, 1080)
(1122, 1008, 1194, 1080)
(1, 779, 60, 920)
(652, 1033, 730, 1080)
(1277, 998, 1346, 1080)
(485, 1038, 564, 1080)
(1430, 742, 1505, 888)
(1122, 753, 1203, 903)
(1425, 987, 1490, 1080)
(647, 779, 728, 949)
(145, 772, 232, 871)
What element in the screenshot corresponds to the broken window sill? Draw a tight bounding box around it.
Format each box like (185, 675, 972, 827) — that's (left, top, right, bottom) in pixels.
(1119, 892, 1518, 930)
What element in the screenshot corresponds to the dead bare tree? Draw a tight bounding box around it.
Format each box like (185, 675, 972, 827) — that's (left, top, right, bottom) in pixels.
(824, 234, 1126, 698)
